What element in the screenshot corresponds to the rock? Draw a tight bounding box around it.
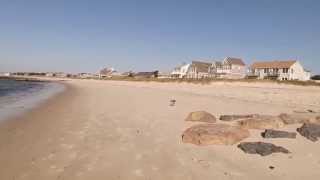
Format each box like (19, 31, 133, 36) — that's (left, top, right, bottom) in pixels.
(279, 113, 310, 125)
(269, 166, 275, 170)
(219, 114, 259, 121)
(238, 142, 290, 156)
(293, 109, 316, 113)
(185, 111, 216, 123)
(308, 116, 320, 124)
(238, 115, 285, 130)
(182, 124, 250, 146)
(297, 123, 320, 142)
(261, 129, 297, 139)
(170, 99, 176, 106)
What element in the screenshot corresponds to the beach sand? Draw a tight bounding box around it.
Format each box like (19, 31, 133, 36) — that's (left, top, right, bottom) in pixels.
(0, 79, 320, 180)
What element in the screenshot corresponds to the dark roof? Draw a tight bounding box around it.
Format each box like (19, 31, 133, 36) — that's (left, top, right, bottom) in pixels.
(250, 61, 296, 69)
(191, 61, 211, 73)
(135, 71, 159, 76)
(224, 57, 246, 66)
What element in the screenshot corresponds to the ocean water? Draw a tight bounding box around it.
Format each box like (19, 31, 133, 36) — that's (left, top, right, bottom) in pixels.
(0, 80, 65, 121)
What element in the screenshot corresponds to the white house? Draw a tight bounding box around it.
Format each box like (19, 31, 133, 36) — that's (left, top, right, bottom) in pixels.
(171, 57, 246, 79)
(170, 63, 191, 78)
(248, 60, 311, 81)
(99, 67, 116, 78)
(0, 72, 12, 77)
(212, 57, 246, 79)
(186, 61, 214, 79)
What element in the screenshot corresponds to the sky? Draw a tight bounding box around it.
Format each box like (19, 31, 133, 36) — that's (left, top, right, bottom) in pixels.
(0, 0, 319, 74)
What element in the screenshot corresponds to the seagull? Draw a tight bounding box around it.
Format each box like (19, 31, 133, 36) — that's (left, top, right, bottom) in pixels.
(170, 99, 176, 106)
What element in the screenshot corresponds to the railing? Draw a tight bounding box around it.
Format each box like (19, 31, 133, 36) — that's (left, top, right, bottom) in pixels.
(247, 72, 280, 76)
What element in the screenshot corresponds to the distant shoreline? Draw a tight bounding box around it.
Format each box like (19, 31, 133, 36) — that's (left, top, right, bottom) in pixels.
(0, 76, 52, 82)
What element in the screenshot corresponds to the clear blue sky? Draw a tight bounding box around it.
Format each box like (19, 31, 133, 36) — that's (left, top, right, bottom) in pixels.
(0, 0, 319, 74)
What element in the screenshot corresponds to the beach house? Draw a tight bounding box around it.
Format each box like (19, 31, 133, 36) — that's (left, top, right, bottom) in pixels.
(186, 61, 213, 79)
(0, 72, 12, 77)
(248, 60, 311, 81)
(170, 63, 191, 78)
(134, 71, 159, 78)
(99, 67, 116, 78)
(211, 57, 246, 79)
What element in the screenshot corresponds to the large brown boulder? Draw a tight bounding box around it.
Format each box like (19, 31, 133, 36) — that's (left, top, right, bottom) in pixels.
(182, 124, 250, 146)
(297, 123, 320, 142)
(219, 114, 259, 121)
(238, 115, 285, 130)
(238, 142, 290, 156)
(185, 111, 216, 123)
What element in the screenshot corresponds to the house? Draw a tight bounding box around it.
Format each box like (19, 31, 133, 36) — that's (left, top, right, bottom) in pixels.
(170, 63, 191, 78)
(211, 57, 246, 79)
(122, 71, 134, 77)
(55, 72, 72, 78)
(186, 61, 213, 79)
(158, 71, 171, 79)
(45, 72, 56, 77)
(78, 73, 98, 79)
(99, 67, 116, 78)
(248, 60, 311, 81)
(134, 71, 159, 78)
(0, 72, 12, 77)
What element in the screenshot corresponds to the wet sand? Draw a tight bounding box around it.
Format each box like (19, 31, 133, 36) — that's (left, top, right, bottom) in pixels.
(0, 79, 320, 180)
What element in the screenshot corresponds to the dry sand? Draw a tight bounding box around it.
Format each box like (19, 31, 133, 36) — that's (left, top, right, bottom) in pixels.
(0, 79, 320, 180)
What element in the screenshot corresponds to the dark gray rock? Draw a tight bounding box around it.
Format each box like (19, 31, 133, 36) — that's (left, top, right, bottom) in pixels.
(238, 142, 290, 156)
(219, 114, 259, 121)
(297, 123, 320, 142)
(261, 129, 297, 139)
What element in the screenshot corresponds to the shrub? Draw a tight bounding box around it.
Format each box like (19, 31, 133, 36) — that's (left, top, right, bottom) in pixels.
(311, 75, 320, 80)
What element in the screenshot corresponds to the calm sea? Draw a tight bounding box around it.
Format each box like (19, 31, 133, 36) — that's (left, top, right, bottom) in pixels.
(0, 79, 64, 121)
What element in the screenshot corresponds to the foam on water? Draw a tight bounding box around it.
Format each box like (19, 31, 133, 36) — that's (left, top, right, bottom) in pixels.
(0, 80, 65, 122)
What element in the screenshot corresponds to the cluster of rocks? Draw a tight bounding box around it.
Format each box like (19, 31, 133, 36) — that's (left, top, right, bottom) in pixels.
(182, 111, 320, 156)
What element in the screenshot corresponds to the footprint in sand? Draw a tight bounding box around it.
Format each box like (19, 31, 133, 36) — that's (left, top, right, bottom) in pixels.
(133, 169, 144, 177)
(135, 154, 143, 160)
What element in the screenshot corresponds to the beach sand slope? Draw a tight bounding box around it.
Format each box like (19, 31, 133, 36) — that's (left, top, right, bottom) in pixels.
(0, 80, 320, 180)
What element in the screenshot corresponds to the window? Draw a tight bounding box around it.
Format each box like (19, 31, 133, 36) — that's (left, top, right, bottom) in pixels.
(283, 68, 289, 73)
(264, 68, 268, 73)
(291, 69, 294, 74)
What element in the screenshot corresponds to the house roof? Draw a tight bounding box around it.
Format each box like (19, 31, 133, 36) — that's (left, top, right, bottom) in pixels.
(100, 67, 115, 75)
(250, 60, 297, 69)
(191, 61, 211, 73)
(224, 57, 246, 66)
(135, 71, 158, 76)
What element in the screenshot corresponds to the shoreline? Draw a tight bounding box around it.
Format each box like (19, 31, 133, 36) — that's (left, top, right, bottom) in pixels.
(0, 80, 68, 123)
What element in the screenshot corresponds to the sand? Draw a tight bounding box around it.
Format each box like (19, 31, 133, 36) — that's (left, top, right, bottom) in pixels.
(0, 79, 320, 180)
